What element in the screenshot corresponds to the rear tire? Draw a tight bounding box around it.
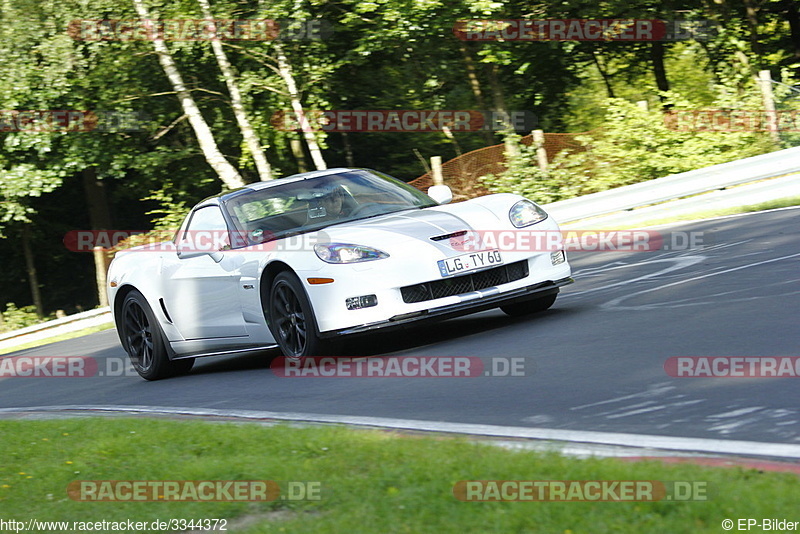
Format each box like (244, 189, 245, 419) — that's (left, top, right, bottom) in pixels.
(119, 290, 194, 380)
(500, 292, 558, 317)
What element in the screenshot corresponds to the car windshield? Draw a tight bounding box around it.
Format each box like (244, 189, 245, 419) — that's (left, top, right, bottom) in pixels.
(222, 169, 438, 246)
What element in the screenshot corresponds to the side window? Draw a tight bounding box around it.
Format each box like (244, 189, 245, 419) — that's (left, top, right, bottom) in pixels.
(180, 206, 230, 249)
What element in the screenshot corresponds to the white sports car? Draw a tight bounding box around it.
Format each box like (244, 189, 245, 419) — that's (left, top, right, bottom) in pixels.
(107, 168, 573, 380)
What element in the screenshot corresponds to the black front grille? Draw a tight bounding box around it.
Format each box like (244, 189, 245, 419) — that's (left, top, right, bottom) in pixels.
(400, 261, 529, 304)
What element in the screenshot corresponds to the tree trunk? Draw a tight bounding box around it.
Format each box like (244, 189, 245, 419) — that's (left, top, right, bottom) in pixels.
(485, 63, 511, 131)
(21, 226, 44, 318)
(341, 132, 355, 167)
(651, 42, 671, 106)
(458, 42, 494, 145)
(591, 48, 616, 98)
(774, 0, 800, 75)
(786, 1, 800, 62)
(742, 0, 763, 67)
(82, 167, 112, 229)
(132, 0, 245, 190)
(197, 0, 273, 181)
(274, 43, 327, 170)
(290, 138, 308, 173)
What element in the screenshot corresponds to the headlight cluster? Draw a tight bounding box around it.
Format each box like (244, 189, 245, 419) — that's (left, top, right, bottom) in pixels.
(314, 243, 389, 264)
(509, 200, 548, 228)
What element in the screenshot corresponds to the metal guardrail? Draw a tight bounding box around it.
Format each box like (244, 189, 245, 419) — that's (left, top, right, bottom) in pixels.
(543, 146, 800, 223)
(0, 307, 112, 351)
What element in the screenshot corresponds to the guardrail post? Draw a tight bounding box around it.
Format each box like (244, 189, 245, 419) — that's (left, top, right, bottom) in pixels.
(93, 246, 109, 307)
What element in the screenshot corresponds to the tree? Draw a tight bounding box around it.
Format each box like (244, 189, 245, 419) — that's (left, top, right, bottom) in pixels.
(131, 0, 246, 190)
(196, 0, 274, 180)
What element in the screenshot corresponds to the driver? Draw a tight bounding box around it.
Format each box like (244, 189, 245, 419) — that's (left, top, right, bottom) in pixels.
(307, 184, 351, 222)
(323, 185, 346, 218)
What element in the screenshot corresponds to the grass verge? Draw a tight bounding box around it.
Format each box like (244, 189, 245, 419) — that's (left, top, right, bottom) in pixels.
(0, 418, 797, 533)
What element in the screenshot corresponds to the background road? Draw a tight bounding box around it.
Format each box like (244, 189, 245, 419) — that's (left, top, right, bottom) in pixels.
(1, 208, 798, 445)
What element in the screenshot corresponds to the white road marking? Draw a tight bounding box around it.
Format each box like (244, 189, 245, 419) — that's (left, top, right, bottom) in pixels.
(571, 383, 676, 410)
(601, 251, 800, 311)
(562, 256, 707, 298)
(708, 407, 764, 419)
(605, 405, 669, 419)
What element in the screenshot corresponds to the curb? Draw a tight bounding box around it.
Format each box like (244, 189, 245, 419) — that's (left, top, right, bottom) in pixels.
(1, 405, 799, 465)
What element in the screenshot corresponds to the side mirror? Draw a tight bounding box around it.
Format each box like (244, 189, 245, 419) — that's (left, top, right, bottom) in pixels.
(177, 248, 224, 263)
(427, 185, 453, 205)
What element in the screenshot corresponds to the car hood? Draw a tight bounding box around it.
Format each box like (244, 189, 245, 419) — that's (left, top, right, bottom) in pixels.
(311, 205, 502, 254)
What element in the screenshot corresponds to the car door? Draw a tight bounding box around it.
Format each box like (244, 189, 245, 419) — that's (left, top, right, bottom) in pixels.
(161, 204, 249, 341)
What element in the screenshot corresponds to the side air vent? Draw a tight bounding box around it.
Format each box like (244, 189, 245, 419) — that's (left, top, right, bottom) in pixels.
(159, 298, 173, 323)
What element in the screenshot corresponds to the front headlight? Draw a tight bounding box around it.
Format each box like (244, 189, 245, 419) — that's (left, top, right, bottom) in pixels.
(314, 243, 389, 264)
(509, 199, 548, 228)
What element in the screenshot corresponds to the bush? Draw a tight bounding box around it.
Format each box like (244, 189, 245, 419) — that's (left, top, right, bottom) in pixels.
(481, 97, 777, 203)
(0, 303, 50, 333)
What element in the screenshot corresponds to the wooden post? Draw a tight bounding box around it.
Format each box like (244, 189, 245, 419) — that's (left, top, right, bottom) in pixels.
(93, 246, 109, 307)
(431, 156, 444, 186)
(532, 130, 548, 171)
(503, 136, 520, 159)
(758, 70, 780, 144)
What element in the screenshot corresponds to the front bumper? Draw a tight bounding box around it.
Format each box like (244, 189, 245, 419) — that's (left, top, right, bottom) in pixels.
(323, 276, 573, 337)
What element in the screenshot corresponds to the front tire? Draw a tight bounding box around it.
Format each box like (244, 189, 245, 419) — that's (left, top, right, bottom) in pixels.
(500, 291, 558, 317)
(268, 272, 330, 359)
(119, 290, 194, 380)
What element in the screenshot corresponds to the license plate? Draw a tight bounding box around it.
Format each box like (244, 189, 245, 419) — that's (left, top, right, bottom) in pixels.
(437, 250, 502, 277)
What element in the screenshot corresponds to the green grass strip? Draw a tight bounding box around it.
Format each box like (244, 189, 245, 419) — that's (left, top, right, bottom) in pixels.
(0, 418, 796, 533)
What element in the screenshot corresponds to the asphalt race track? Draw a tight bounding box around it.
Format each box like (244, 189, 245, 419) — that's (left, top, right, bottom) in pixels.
(1, 208, 798, 446)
